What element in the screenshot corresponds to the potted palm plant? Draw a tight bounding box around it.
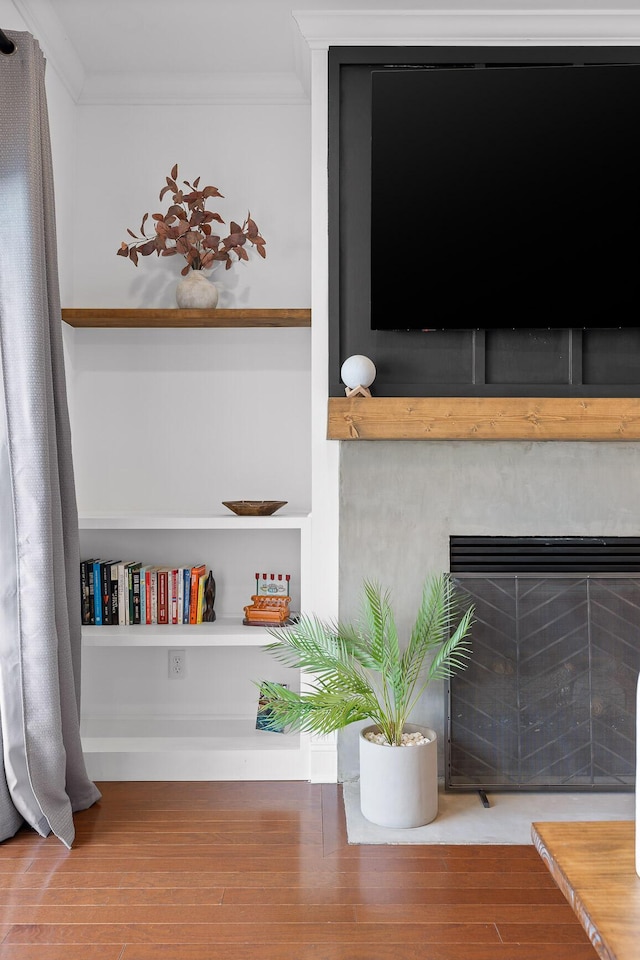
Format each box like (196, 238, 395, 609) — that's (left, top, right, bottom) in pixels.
(259, 574, 474, 828)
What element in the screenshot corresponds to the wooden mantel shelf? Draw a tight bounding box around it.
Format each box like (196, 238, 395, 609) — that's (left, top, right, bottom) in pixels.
(327, 396, 640, 441)
(61, 308, 311, 328)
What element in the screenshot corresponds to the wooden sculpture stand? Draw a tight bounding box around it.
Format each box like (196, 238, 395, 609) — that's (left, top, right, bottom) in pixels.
(344, 385, 371, 398)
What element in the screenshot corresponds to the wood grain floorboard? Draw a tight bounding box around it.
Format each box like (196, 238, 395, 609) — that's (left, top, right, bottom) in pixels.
(0, 947, 599, 960)
(0, 781, 598, 960)
(0, 904, 357, 924)
(222, 884, 569, 905)
(0, 867, 566, 889)
(117, 947, 600, 960)
(0, 888, 225, 905)
(2, 920, 503, 943)
(0, 948, 122, 960)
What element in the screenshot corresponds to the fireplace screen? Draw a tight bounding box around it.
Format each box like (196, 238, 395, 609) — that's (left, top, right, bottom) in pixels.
(447, 539, 640, 791)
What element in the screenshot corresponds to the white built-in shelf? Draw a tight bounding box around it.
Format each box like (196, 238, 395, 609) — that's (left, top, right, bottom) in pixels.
(78, 513, 310, 531)
(82, 733, 299, 752)
(79, 516, 308, 649)
(82, 717, 299, 749)
(78, 515, 312, 780)
(82, 617, 275, 647)
(80, 717, 307, 780)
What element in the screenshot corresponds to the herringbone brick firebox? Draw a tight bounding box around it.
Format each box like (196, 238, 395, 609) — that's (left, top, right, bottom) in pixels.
(448, 537, 640, 791)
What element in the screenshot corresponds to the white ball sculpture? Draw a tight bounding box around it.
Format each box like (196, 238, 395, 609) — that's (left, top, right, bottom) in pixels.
(341, 355, 376, 398)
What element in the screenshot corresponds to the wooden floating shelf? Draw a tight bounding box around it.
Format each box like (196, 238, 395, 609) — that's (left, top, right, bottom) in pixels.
(61, 308, 311, 328)
(327, 396, 640, 442)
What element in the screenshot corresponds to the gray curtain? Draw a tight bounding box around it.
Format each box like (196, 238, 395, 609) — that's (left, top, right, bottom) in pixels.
(0, 29, 101, 847)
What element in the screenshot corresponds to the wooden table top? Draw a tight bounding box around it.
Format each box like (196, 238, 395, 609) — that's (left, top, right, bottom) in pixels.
(532, 820, 640, 960)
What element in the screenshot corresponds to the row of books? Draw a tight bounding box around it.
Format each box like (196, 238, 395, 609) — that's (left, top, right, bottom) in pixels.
(80, 560, 214, 626)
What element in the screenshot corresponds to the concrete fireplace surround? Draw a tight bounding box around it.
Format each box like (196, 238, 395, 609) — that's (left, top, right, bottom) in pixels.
(296, 6, 640, 787)
(337, 440, 640, 780)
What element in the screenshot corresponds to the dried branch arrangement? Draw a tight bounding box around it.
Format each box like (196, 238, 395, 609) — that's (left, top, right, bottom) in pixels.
(117, 164, 266, 276)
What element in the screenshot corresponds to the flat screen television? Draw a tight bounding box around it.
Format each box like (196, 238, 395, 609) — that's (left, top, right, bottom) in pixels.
(370, 63, 640, 330)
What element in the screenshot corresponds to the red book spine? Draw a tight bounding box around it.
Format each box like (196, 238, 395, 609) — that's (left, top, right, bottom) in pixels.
(158, 569, 168, 625)
(145, 569, 152, 625)
(171, 568, 179, 624)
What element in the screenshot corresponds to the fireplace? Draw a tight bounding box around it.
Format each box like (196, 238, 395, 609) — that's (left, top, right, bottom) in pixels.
(447, 537, 640, 792)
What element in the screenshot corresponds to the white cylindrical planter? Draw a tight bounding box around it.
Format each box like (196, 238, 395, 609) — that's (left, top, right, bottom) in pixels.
(359, 723, 438, 828)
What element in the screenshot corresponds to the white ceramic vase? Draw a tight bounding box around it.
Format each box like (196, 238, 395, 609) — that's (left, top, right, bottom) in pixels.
(359, 723, 438, 828)
(175, 270, 219, 309)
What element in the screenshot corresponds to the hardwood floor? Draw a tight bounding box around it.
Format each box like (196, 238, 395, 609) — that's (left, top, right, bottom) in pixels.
(0, 781, 598, 959)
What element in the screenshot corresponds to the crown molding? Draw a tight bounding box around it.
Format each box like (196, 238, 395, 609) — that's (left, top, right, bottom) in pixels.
(11, 0, 86, 101)
(292, 9, 640, 48)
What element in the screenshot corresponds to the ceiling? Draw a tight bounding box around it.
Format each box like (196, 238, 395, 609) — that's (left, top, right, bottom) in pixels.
(11, 0, 473, 104)
(10, 0, 640, 104)
(53, 0, 312, 84)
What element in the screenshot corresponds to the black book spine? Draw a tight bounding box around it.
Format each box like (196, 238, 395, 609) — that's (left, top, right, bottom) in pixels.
(132, 568, 141, 625)
(80, 560, 91, 625)
(101, 562, 112, 625)
(87, 561, 95, 625)
(127, 563, 136, 625)
(110, 564, 119, 625)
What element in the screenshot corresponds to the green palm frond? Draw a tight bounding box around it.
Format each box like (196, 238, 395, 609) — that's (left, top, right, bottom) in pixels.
(266, 615, 349, 671)
(335, 621, 382, 671)
(258, 575, 474, 746)
(361, 580, 389, 667)
(256, 680, 380, 735)
(426, 606, 475, 682)
(401, 575, 453, 686)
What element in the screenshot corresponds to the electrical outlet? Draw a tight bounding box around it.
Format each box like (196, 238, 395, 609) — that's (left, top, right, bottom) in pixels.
(168, 649, 186, 679)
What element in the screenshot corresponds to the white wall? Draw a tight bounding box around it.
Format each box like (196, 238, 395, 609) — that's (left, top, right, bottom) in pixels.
(73, 104, 310, 309)
(72, 326, 311, 514)
(0, 1, 23, 27)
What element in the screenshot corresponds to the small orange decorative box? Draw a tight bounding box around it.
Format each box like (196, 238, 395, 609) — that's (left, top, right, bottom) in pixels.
(243, 595, 292, 627)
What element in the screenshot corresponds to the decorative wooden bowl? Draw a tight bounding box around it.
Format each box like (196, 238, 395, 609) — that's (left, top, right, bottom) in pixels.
(222, 500, 287, 516)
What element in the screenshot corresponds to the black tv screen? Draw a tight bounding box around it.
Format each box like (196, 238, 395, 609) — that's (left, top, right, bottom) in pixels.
(370, 63, 640, 330)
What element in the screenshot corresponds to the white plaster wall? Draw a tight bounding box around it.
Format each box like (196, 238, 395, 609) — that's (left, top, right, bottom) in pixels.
(338, 440, 640, 780)
(73, 104, 310, 309)
(0, 1, 22, 27)
(72, 326, 311, 514)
